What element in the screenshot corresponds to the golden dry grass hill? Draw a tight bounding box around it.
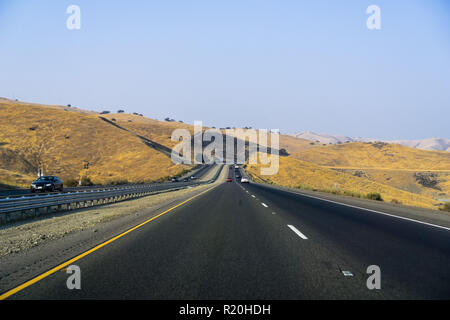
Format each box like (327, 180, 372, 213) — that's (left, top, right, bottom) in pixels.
(291, 142, 450, 201)
(0, 99, 190, 188)
(2, 98, 449, 211)
(100, 115, 314, 156)
(292, 141, 450, 170)
(246, 156, 442, 209)
(257, 133, 316, 155)
(101, 113, 195, 149)
(245, 140, 450, 210)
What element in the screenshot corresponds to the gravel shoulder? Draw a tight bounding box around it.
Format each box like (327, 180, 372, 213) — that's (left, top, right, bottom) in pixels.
(0, 165, 227, 294)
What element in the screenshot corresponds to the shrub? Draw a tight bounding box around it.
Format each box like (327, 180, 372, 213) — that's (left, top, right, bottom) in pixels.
(100, 111, 110, 114)
(343, 190, 362, 198)
(174, 169, 190, 178)
(366, 192, 383, 201)
(64, 178, 79, 187)
(117, 110, 124, 113)
(439, 202, 450, 212)
(391, 199, 402, 205)
(80, 177, 94, 186)
(108, 179, 129, 185)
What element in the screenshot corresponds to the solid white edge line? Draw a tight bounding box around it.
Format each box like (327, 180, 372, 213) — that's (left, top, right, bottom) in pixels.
(280, 188, 450, 232)
(261, 203, 268, 208)
(287, 225, 308, 240)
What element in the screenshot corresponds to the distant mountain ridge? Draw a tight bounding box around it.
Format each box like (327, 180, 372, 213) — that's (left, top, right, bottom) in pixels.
(292, 131, 450, 152)
(388, 138, 450, 152)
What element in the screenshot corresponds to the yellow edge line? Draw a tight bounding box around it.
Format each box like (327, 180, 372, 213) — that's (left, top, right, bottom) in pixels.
(0, 184, 218, 300)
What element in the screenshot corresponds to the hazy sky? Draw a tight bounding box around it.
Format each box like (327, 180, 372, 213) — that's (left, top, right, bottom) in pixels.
(0, 0, 449, 140)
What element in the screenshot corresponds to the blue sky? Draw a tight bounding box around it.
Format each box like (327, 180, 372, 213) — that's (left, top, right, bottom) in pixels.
(0, 0, 449, 139)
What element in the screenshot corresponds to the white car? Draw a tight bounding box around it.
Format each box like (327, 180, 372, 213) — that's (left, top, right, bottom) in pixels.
(240, 178, 249, 183)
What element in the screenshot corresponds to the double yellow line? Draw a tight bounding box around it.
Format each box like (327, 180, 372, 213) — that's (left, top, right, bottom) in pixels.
(0, 185, 217, 300)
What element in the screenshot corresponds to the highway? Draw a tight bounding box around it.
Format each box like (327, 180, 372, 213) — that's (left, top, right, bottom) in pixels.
(3, 167, 450, 299)
(0, 164, 222, 225)
(0, 164, 214, 199)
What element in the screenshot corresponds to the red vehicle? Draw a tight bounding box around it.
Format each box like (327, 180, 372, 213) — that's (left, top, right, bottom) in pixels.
(226, 178, 232, 182)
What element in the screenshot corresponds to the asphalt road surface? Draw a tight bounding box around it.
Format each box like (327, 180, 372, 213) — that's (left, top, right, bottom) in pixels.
(5, 171, 450, 299)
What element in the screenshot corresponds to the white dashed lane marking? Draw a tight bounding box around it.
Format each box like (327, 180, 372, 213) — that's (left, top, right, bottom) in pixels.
(287, 225, 308, 240)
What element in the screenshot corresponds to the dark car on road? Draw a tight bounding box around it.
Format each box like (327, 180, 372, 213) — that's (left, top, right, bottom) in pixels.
(30, 176, 64, 193)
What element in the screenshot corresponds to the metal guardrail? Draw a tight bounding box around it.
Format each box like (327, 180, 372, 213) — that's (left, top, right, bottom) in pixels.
(0, 184, 192, 225)
(0, 165, 224, 225)
(0, 164, 215, 200)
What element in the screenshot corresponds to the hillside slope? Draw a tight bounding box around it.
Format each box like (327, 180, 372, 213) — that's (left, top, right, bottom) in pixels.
(293, 142, 450, 170)
(291, 130, 449, 152)
(0, 100, 188, 187)
(289, 142, 450, 205)
(390, 138, 450, 152)
(246, 156, 441, 209)
(101, 113, 195, 149)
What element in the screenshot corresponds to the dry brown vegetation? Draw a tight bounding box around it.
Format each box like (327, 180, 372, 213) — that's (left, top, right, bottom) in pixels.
(245, 140, 450, 210)
(287, 142, 450, 207)
(247, 155, 442, 209)
(1, 98, 449, 211)
(0, 100, 189, 187)
(292, 142, 450, 170)
(101, 113, 195, 149)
